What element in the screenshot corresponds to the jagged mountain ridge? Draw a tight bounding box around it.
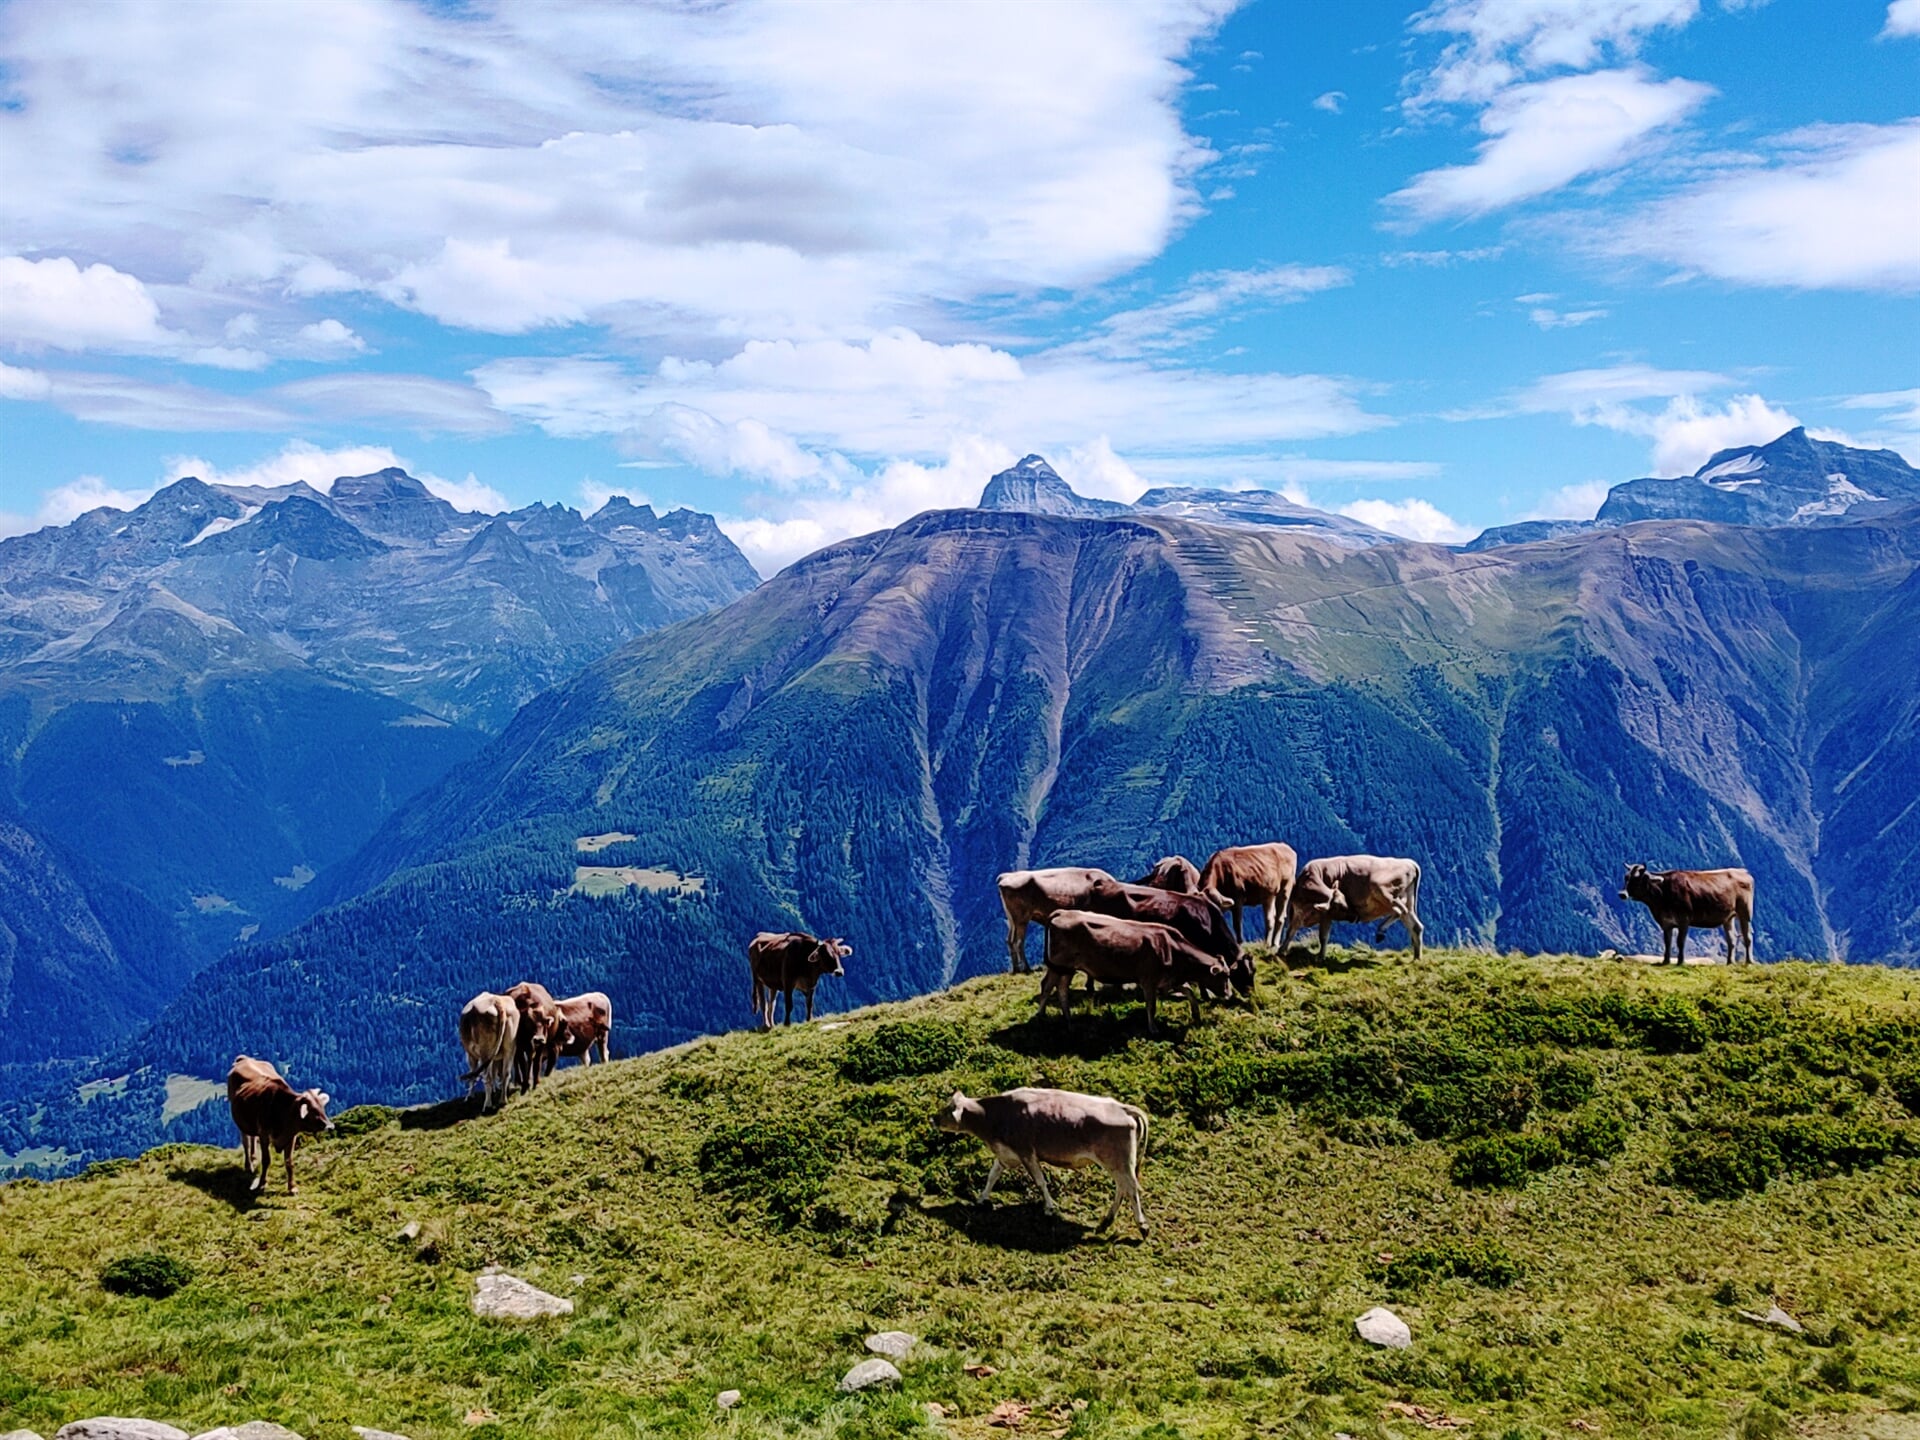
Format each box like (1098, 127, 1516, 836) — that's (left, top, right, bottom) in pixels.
(1467, 429, 1920, 550)
(48, 499, 1920, 1166)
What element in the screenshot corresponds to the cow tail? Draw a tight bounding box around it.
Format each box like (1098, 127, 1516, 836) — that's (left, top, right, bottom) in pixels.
(1124, 1104, 1150, 1176)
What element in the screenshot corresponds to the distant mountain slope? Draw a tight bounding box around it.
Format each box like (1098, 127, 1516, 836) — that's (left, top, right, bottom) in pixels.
(1468, 429, 1920, 550)
(55, 501, 1920, 1158)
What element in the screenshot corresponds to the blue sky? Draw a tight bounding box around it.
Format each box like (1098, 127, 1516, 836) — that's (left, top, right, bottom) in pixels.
(0, 0, 1915, 570)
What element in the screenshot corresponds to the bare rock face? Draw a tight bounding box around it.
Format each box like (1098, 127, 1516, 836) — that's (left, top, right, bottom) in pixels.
(864, 1331, 917, 1358)
(839, 1358, 903, 1392)
(54, 1423, 191, 1440)
(472, 1272, 574, 1320)
(1355, 1307, 1412, 1349)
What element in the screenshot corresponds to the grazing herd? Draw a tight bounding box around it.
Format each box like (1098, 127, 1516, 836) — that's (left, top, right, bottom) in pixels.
(220, 836, 1758, 1219)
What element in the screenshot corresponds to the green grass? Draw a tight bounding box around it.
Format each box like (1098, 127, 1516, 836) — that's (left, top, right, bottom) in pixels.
(3, 950, 1920, 1439)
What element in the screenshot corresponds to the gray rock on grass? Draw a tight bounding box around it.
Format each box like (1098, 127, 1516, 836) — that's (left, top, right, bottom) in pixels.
(191, 1425, 307, 1440)
(715, 1391, 741, 1411)
(1354, 1306, 1412, 1349)
(472, 1272, 573, 1320)
(864, 1331, 917, 1358)
(1738, 1304, 1806, 1334)
(3, 1429, 48, 1440)
(839, 1358, 902, 1392)
(351, 1430, 411, 1440)
(55, 1424, 190, 1440)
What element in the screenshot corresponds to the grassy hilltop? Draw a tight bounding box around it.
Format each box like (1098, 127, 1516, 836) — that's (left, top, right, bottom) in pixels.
(4, 949, 1920, 1439)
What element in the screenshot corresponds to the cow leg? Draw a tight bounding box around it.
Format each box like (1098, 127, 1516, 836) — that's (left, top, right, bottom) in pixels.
(1724, 924, 1735, 964)
(1232, 904, 1245, 942)
(1264, 897, 1280, 945)
(1144, 987, 1160, 1035)
(1006, 918, 1027, 975)
(1058, 972, 1073, 1025)
(1317, 918, 1331, 960)
(782, 988, 794, 1025)
(1676, 925, 1689, 965)
(1189, 985, 1202, 1027)
(253, 1136, 270, 1192)
(1022, 1155, 1059, 1216)
(976, 1158, 1003, 1205)
(1399, 905, 1423, 962)
(284, 1141, 297, 1196)
(804, 987, 816, 1022)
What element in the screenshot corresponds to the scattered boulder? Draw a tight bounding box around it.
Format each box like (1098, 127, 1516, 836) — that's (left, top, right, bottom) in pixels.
(715, 1391, 741, 1411)
(3, 1430, 47, 1440)
(864, 1331, 917, 1358)
(472, 1273, 574, 1320)
(1354, 1307, 1412, 1349)
(839, 1358, 902, 1392)
(55, 1424, 190, 1440)
(1738, 1304, 1805, 1334)
(351, 1430, 411, 1440)
(191, 1426, 306, 1440)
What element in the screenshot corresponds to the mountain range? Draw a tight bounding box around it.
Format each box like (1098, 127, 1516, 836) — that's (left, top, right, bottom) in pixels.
(0, 468, 758, 1077)
(7, 429, 1920, 1171)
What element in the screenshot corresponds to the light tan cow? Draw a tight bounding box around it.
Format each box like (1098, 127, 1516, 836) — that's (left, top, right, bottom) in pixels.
(547, 991, 614, 1070)
(227, 1054, 333, 1194)
(936, 1087, 1152, 1237)
(1198, 843, 1298, 943)
(995, 866, 1121, 973)
(459, 991, 521, 1112)
(1136, 855, 1201, 893)
(1284, 854, 1423, 961)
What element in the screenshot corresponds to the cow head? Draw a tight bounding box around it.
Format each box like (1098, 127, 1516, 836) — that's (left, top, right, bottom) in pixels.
(294, 1088, 334, 1135)
(816, 938, 850, 977)
(934, 1091, 977, 1133)
(1226, 951, 1256, 997)
(1620, 863, 1654, 901)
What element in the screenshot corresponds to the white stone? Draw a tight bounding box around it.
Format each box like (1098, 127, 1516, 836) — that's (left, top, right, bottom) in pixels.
(351, 1431, 411, 1440)
(191, 1428, 305, 1440)
(1355, 1307, 1411, 1349)
(715, 1391, 741, 1411)
(3, 1430, 48, 1440)
(395, 1221, 420, 1242)
(1738, 1304, 1805, 1334)
(472, 1272, 574, 1320)
(56, 1424, 190, 1440)
(839, 1358, 902, 1392)
(864, 1331, 917, 1358)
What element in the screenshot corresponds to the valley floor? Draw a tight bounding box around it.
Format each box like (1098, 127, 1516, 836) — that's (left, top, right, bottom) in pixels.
(2, 950, 1919, 1439)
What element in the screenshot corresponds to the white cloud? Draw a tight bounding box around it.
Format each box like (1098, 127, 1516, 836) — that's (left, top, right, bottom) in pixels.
(1606, 121, 1920, 291)
(1529, 304, 1607, 328)
(1523, 478, 1613, 519)
(1884, 0, 1920, 38)
(1388, 68, 1711, 220)
(1380, 246, 1506, 267)
(1407, 0, 1702, 109)
(1337, 496, 1473, 544)
(0, 360, 53, 400)
(424, 472, 511, 513)
(163, 439, 510, 513)
(0, 254, 171, 352)
(1053, 436, 1149, 502)
(1313, 90, 1347, 114)
(1086, 265, 1351, 357)
(293, 318, 369, 357)
(579, 479, 651, 515)
(36, 475, 157, 525)
(1502, 364, 1800, 474)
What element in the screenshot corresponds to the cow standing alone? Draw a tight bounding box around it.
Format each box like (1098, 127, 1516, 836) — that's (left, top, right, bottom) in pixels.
(1285, 854, 1423, 961)
(1620, 864, 1754, 964)
(1199, 843, 1298, 943)
(937, 1087, 1151, 1237)
(548, 991, 614, 1071)
(748, 931, 850, 1028)
(227, 1055, 333, 1195)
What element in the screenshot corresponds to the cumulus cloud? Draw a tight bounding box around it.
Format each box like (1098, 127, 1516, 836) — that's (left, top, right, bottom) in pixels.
(1406, 0, 1703, 109)
(1502, 364, 1801, 474)
(1337, 496, 1474, 544)
(1388, 68, 1711, 220)
(1605, 121, 1920, 291)
(1523, 478, 1614, 519)
(292, 318, 369, 357)
(1313, 90, 1347, 114)
(0, 360, 53, 400)
(1884, 0, 1920, 38)
(0, 254, 171, 352)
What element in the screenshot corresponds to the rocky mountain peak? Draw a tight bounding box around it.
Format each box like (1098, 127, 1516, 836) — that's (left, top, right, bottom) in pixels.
(327, 468, 461, 540)
(978, 455, 1128, 518)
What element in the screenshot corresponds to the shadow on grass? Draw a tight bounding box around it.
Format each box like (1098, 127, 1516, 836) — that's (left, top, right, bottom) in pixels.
(989, 1002, 1192, 1060)
(1279, 941, 1392, 975)
(922, 1198, 1129, 1252)
(168, 1157, 260, 1210)
(398, 1097, 482, 1132)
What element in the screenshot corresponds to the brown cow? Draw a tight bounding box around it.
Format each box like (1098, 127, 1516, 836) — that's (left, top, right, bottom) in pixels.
(748, 931, 850, 1028)
(546, 991, 614, 1073)
(1620, 864, 1754, 964)
(460, 991, 521, 1111)
(1040, 910, 1234, 1033)
(936, 1087, 1151, 1237)
(1199, 843, 1298, 943)
(1137, 855, 1201, 893)
(1284, 854, 1423, 961)
(226, 1054, 332, 1195)
(506, 981, 563, 1091)
(996, 866, 1121, 973)
(1058, 881, 1251, 996)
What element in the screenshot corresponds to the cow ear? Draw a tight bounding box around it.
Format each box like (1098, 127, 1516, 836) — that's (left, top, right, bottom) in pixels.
(316, 1091, 331, 1108)
(297, 1100, 310, 1120)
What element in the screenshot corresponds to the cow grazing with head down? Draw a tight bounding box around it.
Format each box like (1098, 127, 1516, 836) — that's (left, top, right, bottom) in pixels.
(546, 991, 614, 1072)
(506, 981, 563, 1091)
(459, 991, 521, 1112)
(748, 931, 849, 1028)
(1620, 864, 1754, 964)
(227, 1054, 332, 1195)
(996, 866, 1122, 973)
(1066, 881, 1251, 997)
(1040, 910, 1234, 1033)
(936, 1086, 1151, 1237)
(1284, 854, 1423, 961)
(1198, 843, 1298, 943)
(1137, 855, 1201, 894)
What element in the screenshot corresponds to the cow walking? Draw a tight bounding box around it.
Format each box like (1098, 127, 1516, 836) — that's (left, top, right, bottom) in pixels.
(227, 1055, 333, 1195)
(547, 991, 614, 1072)
(748, 931, 850, 1028)
(936, 1087, 1152, 1237)
(1040, 910, 1234, 1033)
(1620, 864, 1754, 964)
(1284, 854, 1423, 961)
(1199, 843, 1298, 943)
(460, 991, 521, 1111)
(996, 866, 1121, 973)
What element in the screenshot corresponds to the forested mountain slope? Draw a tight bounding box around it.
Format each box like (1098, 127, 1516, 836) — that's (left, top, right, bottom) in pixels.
(35, 500, 1920, 1163)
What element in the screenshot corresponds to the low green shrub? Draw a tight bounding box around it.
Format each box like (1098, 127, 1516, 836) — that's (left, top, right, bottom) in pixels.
(1559, 1106, 1630, 1162)
(1670, 1114, 1914, 1198)
(1401, 1072, 1534, 1140)
(838, 1020, 971, 1083)
(697, 1118, 839, 1225)
(328, 1105, 397, 1137)
(1451, 1132, 1565, 1188)
(1888, 1065, 1920, 1118)
(81, 1156, 133, 1181)
(1668, 1127, 1781, 1199)
(1384, 1238, 1523, 1289)
(1538, 1056, 1598, 1111)
(99, 1252, 193, 1298)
